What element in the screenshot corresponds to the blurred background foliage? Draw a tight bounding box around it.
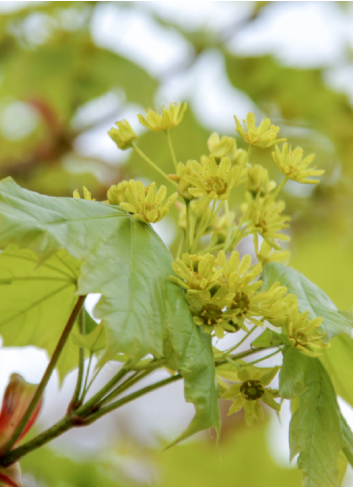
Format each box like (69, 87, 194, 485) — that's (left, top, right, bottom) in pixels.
(1, 1, 353, 486)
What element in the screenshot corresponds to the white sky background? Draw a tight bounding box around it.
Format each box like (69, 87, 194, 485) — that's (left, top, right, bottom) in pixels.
(2, 1, 353, 484)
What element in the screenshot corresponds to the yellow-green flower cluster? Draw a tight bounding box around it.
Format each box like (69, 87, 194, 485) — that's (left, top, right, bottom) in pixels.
(108, 120, 138, 150)
(107, 180, 177, 223)
(171, 250, 290, 338)
(220, 365, 281, 426)
(272, 143, 324, 184)
(235, 113, 286, 148)
(241, 193, 291, 248)
(138, 102, 187, 132)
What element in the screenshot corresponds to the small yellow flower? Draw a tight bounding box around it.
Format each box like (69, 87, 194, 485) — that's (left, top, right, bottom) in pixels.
(73, 187, 95, 201)
(187, 286, 237, 338)
(108, 180, 177, 223)
(107, 181, 131, 206)
(272, 143, 324, 184)
(257, 240, 291, 265)
(170, 253, 222, 293)
(184, 156, 237, 201)
(282, 307, 329, 357)
(247, 164, 276, 196)
(221, 365, 281, 426)
(137, 102, 187, 132)
(216, 250, 289, 331)
(168, 161, 196, 201)
(207, 132, 247, 164)
(234, 113, 286, 149)
(241, 193, 291, 248)
(108, 120, 138, 150)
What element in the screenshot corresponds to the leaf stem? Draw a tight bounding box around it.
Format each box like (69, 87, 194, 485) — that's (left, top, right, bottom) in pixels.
(185, 200, 191, 253)
(271, 177, 288, 201)
(246, 349, 281, 365)
(223, 326, 258, 356)
(69, 308, 86, 410)
(0, 295, 87, 457)
(191, 200, 224, 253)
(132, 143, 178, 188)
(215, 347, 269, 368)
(166, 130, 178, 172)
(79, 352, 93, 403)
(84, 374, 182, 425)
(98, 370, 150, 407)
(75, 365, 131, 416)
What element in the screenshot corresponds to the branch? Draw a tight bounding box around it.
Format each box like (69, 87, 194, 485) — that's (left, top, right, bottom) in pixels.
(0, 374, 182, 467)
(0, 295, 86, 457)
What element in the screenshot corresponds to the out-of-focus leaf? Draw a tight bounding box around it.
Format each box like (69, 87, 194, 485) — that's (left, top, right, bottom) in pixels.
(0, 178, 220, 439)
(21, 443, 132, 487)
(337, 450, 349, 487)
(262, 262, 352, 340)
(291, 230, 353, 312)
(159, 418, 301, 487)
(0, 32, 156, 121)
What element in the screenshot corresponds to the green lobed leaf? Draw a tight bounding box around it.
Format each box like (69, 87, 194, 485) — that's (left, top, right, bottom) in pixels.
(0, 177, 220, 440)
(262, 263, 352, 341)
(280, 347, 353, 486)
(0, 245, 81, 383)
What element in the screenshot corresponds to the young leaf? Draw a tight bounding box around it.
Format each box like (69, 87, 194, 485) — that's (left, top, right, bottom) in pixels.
(0, 178, 220, 439)
(280, 347, 353, 486)
(251, 328, 287, 349)
(262, 263, 352, 340)
(72, 323, 106, 353)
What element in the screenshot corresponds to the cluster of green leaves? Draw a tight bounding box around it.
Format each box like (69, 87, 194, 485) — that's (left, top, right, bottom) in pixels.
(261, 264, 353, 486)
(0, 177, 219, 445)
